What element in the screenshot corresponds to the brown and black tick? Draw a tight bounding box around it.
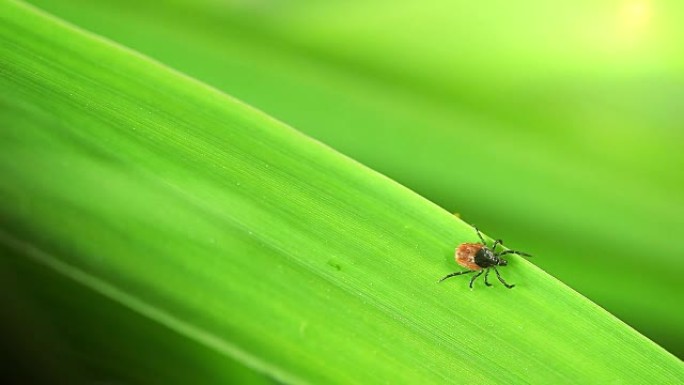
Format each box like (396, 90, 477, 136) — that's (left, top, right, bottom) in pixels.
(439, 226, 531, 289)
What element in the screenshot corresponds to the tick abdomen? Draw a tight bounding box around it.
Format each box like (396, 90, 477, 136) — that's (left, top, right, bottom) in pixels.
(456, 243, 484, 270)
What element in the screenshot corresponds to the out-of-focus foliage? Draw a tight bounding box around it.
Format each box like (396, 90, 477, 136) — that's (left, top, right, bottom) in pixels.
(25, 0, 684, 357)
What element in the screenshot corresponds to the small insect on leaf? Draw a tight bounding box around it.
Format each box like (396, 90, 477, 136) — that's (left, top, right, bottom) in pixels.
(439, 226, 532, 289)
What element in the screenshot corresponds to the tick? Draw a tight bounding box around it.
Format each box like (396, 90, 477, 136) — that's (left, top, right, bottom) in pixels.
(439, 226, 531, 289)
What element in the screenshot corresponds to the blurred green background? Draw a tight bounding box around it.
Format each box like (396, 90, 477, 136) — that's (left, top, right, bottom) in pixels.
(21, 0, 684, 358)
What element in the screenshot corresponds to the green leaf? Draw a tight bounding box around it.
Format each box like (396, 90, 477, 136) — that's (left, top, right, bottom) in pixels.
(22, 0, 684, 358)
(1, 1, 682, 384)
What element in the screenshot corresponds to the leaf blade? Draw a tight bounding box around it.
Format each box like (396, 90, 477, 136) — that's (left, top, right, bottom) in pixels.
(1, 2, 682, 384)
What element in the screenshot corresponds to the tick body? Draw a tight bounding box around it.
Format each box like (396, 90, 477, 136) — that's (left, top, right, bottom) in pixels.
(439, 227, 531, 289)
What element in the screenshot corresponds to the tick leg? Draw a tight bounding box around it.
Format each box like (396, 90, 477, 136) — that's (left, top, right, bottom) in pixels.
(474, 226, 487, 245)
(493, 267, 515, 289)
(491, 239, 503, 251)
(439, 270, 474, 283)
(498, 249, 532, 258)
(484, 268, 493, 286)
(469, 269, 485, 289)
